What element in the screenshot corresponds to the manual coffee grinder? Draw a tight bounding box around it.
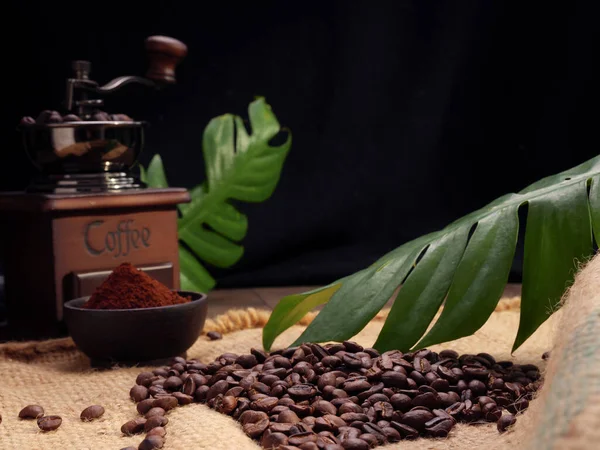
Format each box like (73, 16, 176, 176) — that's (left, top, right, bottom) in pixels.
(0, 36, 191, 341)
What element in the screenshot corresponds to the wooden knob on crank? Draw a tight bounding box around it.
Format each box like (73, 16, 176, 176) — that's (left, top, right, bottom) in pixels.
(145, 36, 188, 84)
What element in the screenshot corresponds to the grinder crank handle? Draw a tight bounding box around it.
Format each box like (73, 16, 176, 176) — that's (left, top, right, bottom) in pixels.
(145, 36, 188, 85)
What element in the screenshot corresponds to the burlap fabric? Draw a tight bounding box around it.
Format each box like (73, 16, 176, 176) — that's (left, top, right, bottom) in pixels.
(1, 253, 598, 450)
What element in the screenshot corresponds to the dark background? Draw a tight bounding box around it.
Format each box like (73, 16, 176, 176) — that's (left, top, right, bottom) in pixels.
(4, 1, 599, 288)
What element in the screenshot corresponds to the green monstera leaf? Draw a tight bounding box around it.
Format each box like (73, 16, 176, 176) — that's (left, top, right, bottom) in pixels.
(263, 155, 599, 352)
(141, 98, 292, 292)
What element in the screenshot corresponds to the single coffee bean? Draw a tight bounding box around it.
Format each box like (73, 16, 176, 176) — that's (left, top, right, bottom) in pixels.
(288, 431, 319, 446)
(314, 414, 347, 432)
(250, 382, 271, 396)
(340, 404, 364, 417)
(382, 426, 401, 442)
(483, 404, 503, 422)
(342, 353, 364, 369)
(373, 401, 394, 420)
(343, 341, 364, 353)
(288, 384, 318, 399)
(130, 385, 150, 402)
(171, 356, 186, 365)
(236, 354, 259, 369)
(144, 415, 168, 431)
(340, 437, 369, 450)
(240, 410, 270, 438)
(261, 430, 289, 448)
(426, 418, 454, 437)
(92, 111, 111, 121)
(340, 413, 369, 423)
(278, 409, 302, 424)
(252, 396, 279, 413)
(150, 378, 165, 388)
(152, 368, 169, 377)
(406, 378, 418, 389)
(20, 116, 36, 125)
(504, 382, 523, 398)
(506, 398, 529, 414)
(195, 385, 210, 402)
(137, 399, 156, 415)
(323, 444, 345, 450)
(338, 426, 361, 440)
(172, 392, 194, 406)
(298, 443, 319, 450)
(80, 405, 105, 421)
(146, 426, 167, 438)
(136, 372, 156, 387)
(250, 347, 268, 362)
(19, 405, 44, 419)
(179, 377, 195, 396)
(148, 386, 167, 397)
(445, 401, 465, 417)
(381, 371, 408, 388)
(302, 416, 317, 428)
(145, 407, 166, 419)
(400, 408, 435, 431)
(410, 370, 427, 386)
(216, 395, 237, 415)
(270, 422, 294, 433)
(390, 394, 412, 412)
(413, 356, 432, 373)
(478, 396, 496, 408)
(322, 356, 343, 368)
(163, 376, 183, 391)
(412, 392, 440, 409)
(343, 379, 371, 393)
(121, 417, 147, 435)
(497, 413, 517, 433)
(37, 415, 62, 432)
(331, 389, 349, 399)
(463, 404, 482, 422)
(290, 403, 314, 417)
(430, 378, 450, 392)
(207, 380, 230, 401)
(439, 349, 459, 359)
(154, 396, 178, 411)
(467, 379, 487, 396)
(312, 400, 337, 416)
(438, 391, 461, 408)
(317, 373, 337, 390)
(358, 433, 378, 447)
(436, 365, 459, 384)
(278, 398, 295, 407)
(138, 435, 164, 450)
(190, 373, 208, 387)
(207, 331, 223, 340)
(390, 421, 419, 439)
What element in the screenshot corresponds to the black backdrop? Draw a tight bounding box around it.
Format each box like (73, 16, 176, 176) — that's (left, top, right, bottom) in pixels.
(4, 1, 599, 288)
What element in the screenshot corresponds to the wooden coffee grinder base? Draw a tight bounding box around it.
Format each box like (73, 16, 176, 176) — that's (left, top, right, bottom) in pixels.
(0, 188, 190, 341)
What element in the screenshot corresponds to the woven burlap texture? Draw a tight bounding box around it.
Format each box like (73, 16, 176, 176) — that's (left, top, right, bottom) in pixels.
(0, 253, 598, 450)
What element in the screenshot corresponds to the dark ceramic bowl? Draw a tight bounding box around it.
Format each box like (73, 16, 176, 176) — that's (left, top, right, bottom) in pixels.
(63, 291, 207, 365)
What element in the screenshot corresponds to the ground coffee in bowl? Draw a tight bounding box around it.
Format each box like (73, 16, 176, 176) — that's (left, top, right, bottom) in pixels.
(82, 262, 190, 309)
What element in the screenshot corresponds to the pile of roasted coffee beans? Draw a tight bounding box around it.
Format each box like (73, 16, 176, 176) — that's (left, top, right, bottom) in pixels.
(20, 110, 134, 125)
(126, 341, 543, 449)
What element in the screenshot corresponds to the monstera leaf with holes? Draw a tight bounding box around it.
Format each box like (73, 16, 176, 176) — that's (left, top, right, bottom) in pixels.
(141, 98, 291, 292)
(263, 155, 599, 353)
